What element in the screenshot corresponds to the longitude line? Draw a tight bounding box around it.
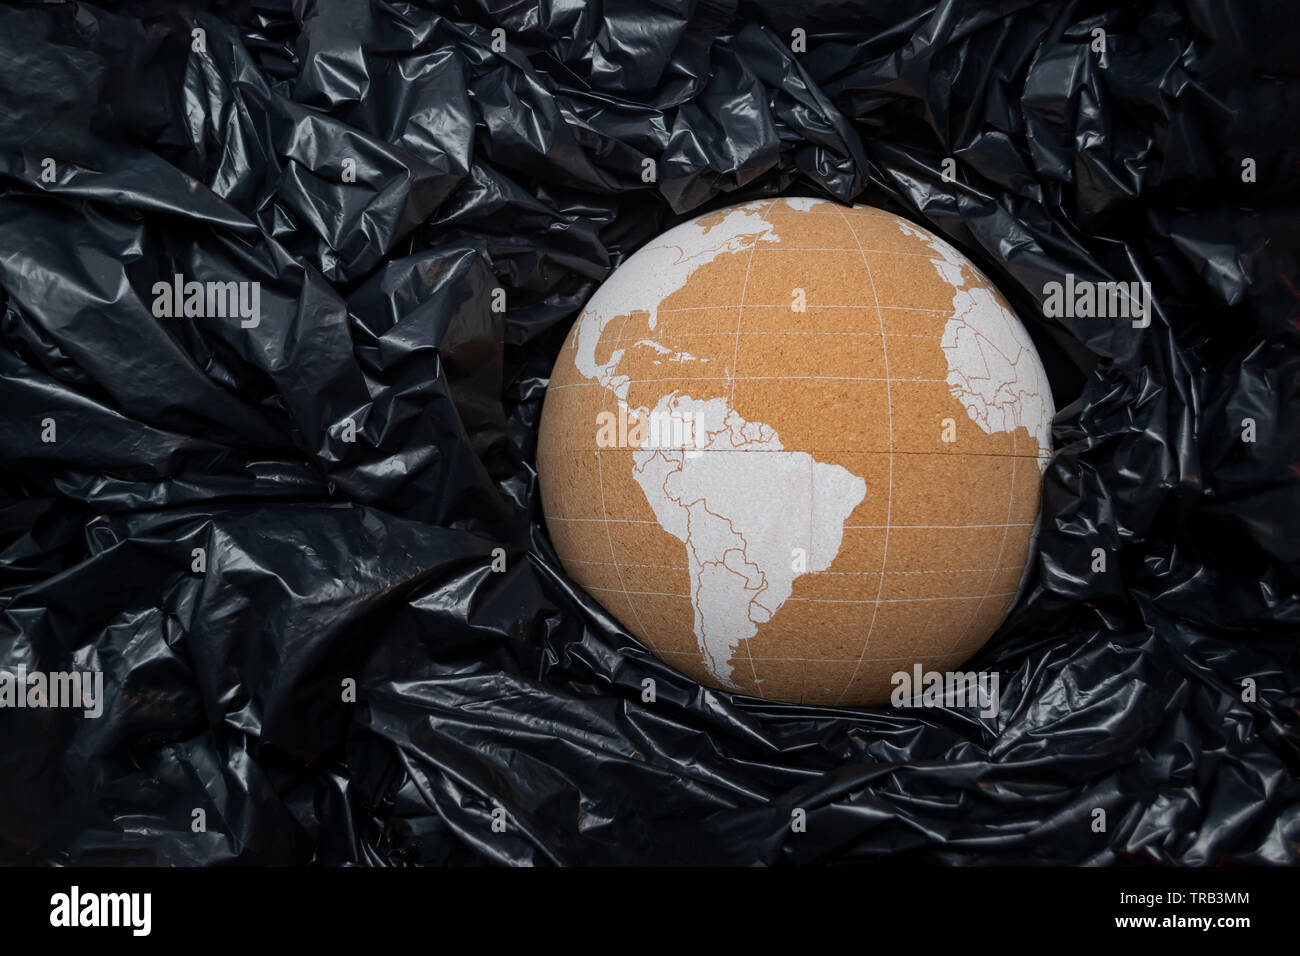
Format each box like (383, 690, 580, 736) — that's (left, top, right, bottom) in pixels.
(732, 201, 774, 692)
(834, 206, 895, 705)
(594, 449, 653, 650)
(945, 430, 1018, 654)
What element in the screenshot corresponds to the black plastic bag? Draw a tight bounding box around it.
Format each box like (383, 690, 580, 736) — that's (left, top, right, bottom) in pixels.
(1, 0, 1297, 865)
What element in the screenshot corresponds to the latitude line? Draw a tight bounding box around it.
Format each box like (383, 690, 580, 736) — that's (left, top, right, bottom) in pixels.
(547, 376, 949, 390)
(553, 556, 1026, 574)
(549, 516, 1034, 529)
(584, 586, 1018, 603)
(652, 651, 986, 664)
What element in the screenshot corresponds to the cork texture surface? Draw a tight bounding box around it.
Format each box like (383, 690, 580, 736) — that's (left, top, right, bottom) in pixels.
(537, 198, 1054, 706)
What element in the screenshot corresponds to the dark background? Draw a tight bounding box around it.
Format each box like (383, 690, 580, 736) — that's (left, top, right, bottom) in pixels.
(0, 0, 1297, 865)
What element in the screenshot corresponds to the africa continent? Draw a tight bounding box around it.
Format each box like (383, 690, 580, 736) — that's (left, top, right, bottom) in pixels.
(538, 197, 1053, 705)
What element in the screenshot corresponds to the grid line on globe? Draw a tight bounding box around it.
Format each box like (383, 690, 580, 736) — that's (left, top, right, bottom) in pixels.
(831, 201, 895, 703)
(538, 197, 1053, 706)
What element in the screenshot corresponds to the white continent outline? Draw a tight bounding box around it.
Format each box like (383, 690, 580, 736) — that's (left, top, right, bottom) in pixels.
(562, 200, 1053, 689)
(896, 220, 1054, 469)
(567, 201, 866, 689)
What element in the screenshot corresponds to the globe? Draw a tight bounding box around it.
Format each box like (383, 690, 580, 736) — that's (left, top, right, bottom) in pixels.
(537, 197, 1053, 706)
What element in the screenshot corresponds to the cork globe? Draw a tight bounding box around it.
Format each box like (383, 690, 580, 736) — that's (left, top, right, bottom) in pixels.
(537, 198, 1054, 706)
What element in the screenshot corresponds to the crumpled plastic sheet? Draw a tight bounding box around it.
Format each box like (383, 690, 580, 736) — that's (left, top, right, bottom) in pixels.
(1, 0, 1298, 865)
